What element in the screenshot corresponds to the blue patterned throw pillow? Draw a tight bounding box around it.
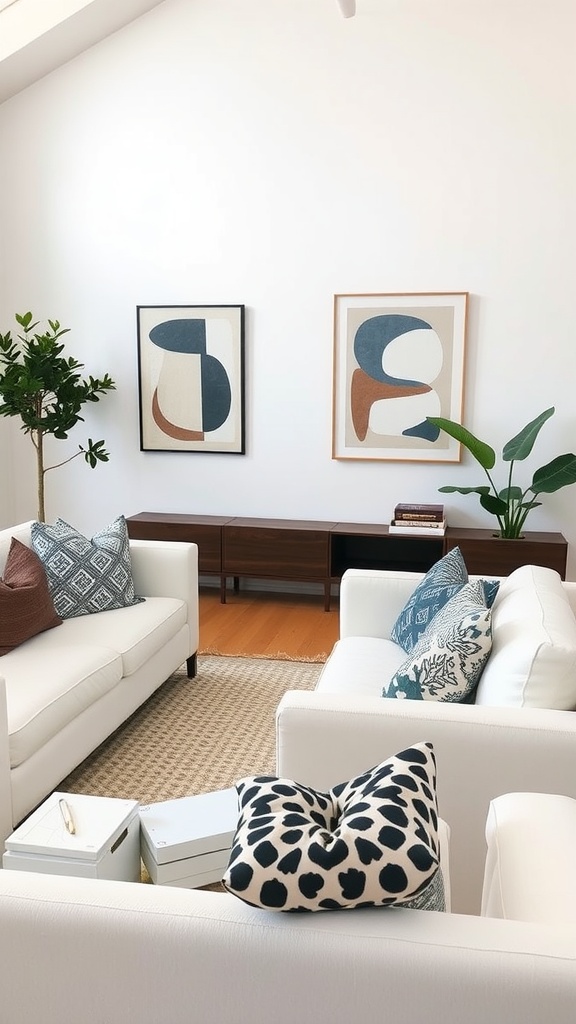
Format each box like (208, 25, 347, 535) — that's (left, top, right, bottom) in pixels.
(31, 515, 144, 619)
(391, 546, 468, 654)
(223, 742, 444, 913)
(384, 580, 492, 704)
(482, 578, 500, 608)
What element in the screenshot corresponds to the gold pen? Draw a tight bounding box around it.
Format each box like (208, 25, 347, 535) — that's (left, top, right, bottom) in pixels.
(59, 798, 76, 835)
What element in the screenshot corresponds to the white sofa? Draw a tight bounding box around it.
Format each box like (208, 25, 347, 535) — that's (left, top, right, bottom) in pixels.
(0, 521, 199, 847)
(276, 565, 576, 915)
(0, 792, 575, 1023)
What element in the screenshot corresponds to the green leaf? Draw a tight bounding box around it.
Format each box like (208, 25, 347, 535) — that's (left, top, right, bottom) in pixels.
(530, 453, 576, 494)
(426, 417, 496, 469)
(480, 493, 508, 515)
(498, 486, 523, 502)
(438, 485, 491, 495)
(502, 407, 555, 462)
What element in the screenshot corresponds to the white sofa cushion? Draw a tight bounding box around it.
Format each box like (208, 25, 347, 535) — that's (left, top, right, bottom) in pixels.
(2, 640, 122, 768)
(475, 565, 576, 709)
(27, 596, 188, 677)
(482, 792, 576, 925)
(316, 636, 406, 697)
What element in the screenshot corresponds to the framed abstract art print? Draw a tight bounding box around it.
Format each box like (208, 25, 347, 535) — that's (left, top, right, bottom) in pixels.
(137, 304, 245, 454)
(332, 292, 468, 462)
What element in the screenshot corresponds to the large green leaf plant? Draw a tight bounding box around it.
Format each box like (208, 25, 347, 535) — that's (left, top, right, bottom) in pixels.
(426, 408, 576, 539)
(0, 312, 115, 521)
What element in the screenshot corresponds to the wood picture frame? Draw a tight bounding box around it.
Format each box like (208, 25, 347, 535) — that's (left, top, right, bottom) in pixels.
(332, 292, 468, 462)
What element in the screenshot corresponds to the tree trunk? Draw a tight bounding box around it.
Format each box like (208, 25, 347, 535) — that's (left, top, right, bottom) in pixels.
(36, 429, 45, 522)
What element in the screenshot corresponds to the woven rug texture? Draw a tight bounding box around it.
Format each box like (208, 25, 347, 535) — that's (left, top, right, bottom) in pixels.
(60, 655, 322, 804)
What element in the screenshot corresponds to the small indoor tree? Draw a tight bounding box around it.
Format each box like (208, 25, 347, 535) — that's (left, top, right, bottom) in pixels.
(0, 312, 116, 521)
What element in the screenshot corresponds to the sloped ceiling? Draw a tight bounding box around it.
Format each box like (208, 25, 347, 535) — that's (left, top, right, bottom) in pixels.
(0, 0, 168, 104)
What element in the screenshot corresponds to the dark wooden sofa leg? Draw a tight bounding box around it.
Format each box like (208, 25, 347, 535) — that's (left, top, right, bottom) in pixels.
(186, 653, 198, 678)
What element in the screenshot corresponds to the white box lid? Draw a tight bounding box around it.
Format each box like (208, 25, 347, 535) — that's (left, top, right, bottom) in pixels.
(139, 788, 238, 865)
(5, 792, 139, 861)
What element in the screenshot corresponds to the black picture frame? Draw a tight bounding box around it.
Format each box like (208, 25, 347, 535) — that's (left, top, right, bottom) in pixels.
(137, 304, 245, 454)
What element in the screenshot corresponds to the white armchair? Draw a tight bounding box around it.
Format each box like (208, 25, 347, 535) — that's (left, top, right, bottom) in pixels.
(276, 567, 576, 915)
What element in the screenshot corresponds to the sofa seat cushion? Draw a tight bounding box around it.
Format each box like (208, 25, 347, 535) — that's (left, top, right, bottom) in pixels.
(475, 565, 576, 709)
(2, 642, 122, 768)
(315, 637, 406, 697)
(31, 597, 187, 677)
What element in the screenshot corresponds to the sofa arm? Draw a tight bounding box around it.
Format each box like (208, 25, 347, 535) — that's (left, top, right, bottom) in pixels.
(129, 539, 197, 600)
(276, 691, 576, 916)
(0, 675, 14, 846)
(129, 539, 199, 657)
(339, 568, 423, 639)
(482, 792, 576, 925)
(1, 871, 576, 1024)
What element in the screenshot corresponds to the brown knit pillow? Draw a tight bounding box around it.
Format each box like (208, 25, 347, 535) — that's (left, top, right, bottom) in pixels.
(0, 538, 62, 656)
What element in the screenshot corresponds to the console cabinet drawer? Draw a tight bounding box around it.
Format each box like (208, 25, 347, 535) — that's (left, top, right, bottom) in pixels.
(223, 523, 330, 578)
(444, 529, 568, 579)
(126, 513, 230, 574)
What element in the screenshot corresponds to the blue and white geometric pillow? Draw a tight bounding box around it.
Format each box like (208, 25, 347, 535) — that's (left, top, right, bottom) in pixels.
(390, 546, 468, 654)
(384, 579, 492, 704)
(31, 515, 144, 619)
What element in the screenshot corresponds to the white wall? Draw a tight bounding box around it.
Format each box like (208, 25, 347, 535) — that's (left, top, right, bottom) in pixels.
(1, 0, 575, 576)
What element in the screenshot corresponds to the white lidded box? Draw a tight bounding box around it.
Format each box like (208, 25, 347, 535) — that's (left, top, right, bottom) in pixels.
(3, 791, 141, 881)
(140, 787, 238, 888)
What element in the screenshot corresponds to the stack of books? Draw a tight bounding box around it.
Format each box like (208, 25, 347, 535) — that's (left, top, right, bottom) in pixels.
(389, 503, 446, 536)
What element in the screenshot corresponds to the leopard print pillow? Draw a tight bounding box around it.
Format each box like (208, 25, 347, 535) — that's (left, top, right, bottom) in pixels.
(222, 741, 443, 912)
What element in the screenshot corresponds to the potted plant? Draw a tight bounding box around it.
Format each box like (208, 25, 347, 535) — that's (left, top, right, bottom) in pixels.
(0, 312, 116, 521)
(426, 408, 576, 539)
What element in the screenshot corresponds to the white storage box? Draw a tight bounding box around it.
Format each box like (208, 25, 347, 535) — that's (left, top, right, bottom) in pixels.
(3, 792, 141, 881)
(140, 788, 238, 888)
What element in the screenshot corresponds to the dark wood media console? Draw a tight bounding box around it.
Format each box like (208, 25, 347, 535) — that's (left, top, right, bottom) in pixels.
(126, 512, 568, 611)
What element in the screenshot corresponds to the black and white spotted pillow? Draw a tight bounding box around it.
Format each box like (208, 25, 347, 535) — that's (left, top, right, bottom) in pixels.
(222, 741, 443, 913)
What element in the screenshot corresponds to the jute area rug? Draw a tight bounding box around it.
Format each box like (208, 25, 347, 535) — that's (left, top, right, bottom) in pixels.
(60, 655, 323, 804)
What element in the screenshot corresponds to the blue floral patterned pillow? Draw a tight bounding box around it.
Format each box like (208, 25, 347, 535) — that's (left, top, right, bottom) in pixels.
(384, 580, 492, 704)
(482, 578, 500, 608)
(391, 547, 468, 654)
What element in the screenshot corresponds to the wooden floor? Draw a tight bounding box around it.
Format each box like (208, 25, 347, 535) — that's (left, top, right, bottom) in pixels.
(198, 585, 340, 661)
